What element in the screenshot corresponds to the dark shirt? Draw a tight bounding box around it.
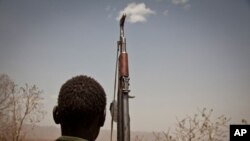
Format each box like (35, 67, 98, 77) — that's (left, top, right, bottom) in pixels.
(56, 136, 88, 141)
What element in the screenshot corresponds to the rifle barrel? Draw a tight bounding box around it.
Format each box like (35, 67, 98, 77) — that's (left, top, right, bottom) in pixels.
(117, 14, 131, 141)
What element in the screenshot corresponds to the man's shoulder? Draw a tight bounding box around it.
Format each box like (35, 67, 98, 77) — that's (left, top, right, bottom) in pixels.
(55, 136, 88, 141)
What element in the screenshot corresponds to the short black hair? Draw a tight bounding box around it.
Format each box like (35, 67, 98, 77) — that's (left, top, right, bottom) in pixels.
(57, 75, 106, 126)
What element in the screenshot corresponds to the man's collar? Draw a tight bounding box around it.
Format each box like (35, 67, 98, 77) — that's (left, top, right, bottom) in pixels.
(56, 136, 88, 141)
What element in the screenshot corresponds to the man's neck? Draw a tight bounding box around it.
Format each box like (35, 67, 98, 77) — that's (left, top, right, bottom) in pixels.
(57, 136, 88, 141)
(61, 125, 98, 141)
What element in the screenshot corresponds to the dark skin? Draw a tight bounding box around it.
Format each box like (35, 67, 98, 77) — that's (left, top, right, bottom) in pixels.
(53, 107, 105, 141)
(60, 116, 102, 141)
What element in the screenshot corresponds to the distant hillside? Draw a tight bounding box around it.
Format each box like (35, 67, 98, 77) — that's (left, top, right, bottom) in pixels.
(23, 125, 60, 141)
(24, 125, 155, 141)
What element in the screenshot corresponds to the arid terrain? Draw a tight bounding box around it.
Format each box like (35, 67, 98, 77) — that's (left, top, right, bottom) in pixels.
(24, 125, 155, 141)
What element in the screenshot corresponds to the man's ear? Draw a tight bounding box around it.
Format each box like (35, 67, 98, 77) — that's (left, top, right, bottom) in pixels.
(53, 106, 60, 124)
(99, 109, 106, 127)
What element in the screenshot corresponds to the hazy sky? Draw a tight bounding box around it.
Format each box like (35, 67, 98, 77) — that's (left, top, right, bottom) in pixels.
(0, 0, 250, 132)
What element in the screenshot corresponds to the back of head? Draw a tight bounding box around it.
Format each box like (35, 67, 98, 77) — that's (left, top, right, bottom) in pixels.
(53, 75, 106, 130)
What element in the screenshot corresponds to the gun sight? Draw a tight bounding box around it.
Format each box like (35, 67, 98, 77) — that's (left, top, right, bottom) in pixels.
(120, 14, 126, 27)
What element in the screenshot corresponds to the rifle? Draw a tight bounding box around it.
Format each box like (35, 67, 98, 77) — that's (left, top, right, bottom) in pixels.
(110, 14, 134, 141)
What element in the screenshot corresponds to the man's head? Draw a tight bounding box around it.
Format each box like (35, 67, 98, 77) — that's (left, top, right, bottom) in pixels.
(53, 75, 106, 140)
